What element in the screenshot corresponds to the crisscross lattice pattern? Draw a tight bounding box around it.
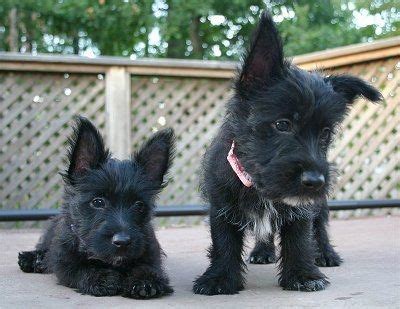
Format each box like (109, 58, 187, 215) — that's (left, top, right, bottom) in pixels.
(131, 76, 231, 206)
(0, 72, 106, 216)
(329, 58, 399, 201)
(0, 54, 398, 225)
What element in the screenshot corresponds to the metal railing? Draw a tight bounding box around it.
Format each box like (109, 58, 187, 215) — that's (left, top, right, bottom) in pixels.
(0, 199, 399, 221)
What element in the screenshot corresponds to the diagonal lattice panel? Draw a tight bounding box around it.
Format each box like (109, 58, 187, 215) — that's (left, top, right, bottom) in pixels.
(0, 72, 106, 224)
(328, 58, 400, 200)
(0, 50, 398, 227)
(131, 76, 231, 206)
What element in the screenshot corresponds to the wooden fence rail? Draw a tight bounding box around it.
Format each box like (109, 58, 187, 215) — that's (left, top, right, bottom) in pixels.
(0, 37, 399, 218)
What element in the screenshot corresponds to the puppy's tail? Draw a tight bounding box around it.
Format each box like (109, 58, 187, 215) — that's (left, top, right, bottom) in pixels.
(18, 250, 47, 273)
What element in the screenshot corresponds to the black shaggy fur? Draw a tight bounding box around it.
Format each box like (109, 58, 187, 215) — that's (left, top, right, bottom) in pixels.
(193, 11, 382, 295)
(18, 116, 175, 299)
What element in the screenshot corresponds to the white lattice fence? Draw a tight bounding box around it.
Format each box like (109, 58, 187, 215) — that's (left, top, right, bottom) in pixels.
(0, 37, 399, 226)
(0, 72, 106, 216)
(329, 58, 399, 201)
(131, 76, 231, 206)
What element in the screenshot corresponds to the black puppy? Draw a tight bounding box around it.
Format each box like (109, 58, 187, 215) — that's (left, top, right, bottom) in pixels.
(18, 116, 175, 299)
(193, 11, 381, 294)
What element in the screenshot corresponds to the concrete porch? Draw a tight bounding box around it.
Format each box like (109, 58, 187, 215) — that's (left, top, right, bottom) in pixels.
(1, 216, 399, 308)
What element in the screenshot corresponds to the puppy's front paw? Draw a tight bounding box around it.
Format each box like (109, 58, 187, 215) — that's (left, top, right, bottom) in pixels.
(280, 274, 329, 292)
(78, 270, 122, 297)
(193, 273, 244, 295)
(125, 279, 173, 299)
(18, 251, 36, 273)
(18, 250, 46, 273)
(315, 249, 342, 267)
(249, 249, 276, 264)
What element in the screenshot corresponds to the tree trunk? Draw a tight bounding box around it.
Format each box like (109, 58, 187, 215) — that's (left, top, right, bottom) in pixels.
(145, 31, 149, 57)
(189, 15, 203, 59)
(72, 36, 79, 54)
(8, 8, 18, 52)
(166, 0, 185, 58)
(167, 38, 184, 58)
(25, 12, 38, 53)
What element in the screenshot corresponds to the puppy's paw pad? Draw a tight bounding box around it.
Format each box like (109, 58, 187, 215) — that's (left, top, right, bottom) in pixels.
(128, 280, 172, 299)
(282, 278, 329, 292)
(249, 252, 276, 264)
(193, 275, 243, 295)
(315, 251, 342, 267)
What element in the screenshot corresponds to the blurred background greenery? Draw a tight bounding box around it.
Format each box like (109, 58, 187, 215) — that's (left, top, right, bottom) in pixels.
(0, 0, 399, 59)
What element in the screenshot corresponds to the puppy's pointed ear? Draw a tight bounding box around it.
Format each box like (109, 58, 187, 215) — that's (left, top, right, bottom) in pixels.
(67, 116, 108, 178)
(326, 74, 383, 103)
(238, 11, 284, 89)
(135, 128, 175, 186)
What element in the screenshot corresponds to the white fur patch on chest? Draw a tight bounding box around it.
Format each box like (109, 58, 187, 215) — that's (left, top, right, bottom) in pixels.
(251, 212, 272, 241)
(282, 197, 314, 207)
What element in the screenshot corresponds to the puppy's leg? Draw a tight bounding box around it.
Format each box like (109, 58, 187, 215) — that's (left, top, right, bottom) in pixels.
(18, 217, 56, 274)
(55, 256, 122, 296)
(193, 207, 245, 295)
(66, 267, 122, 297)
(249, 233, 276, 264)
(18, 250, 47, 273)
(123, 265, 173, 299)
(123, 230, 173, 299)
(314, 201, 342, 267)
(279, 218, 329, 292)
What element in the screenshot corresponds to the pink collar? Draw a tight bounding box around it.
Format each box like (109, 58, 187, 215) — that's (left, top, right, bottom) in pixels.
(227, 141, 253, 187)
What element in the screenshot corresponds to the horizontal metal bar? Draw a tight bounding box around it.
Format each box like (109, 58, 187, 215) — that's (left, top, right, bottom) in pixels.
(327, 199, 400, 210)
(155, 205, 207, 216)
(0, 200, 399, 222)
(0, 209, 59, 221)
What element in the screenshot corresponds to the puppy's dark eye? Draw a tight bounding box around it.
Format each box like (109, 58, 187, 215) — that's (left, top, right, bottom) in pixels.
(90, 197, 106, 209)
(274, 119, 292, 132)
(320, 128, 331, 142)
(134, 201, 145, 211)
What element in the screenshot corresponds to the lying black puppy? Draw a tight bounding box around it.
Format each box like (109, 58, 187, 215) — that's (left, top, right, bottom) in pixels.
(18, 116, 175, 299)
(193, 11, 382, 294)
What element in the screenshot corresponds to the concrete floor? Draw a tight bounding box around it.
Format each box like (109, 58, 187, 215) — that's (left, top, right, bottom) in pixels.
(0, 216, 399, 308)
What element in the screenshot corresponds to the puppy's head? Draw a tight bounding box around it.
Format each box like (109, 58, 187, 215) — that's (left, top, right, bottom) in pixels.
(232, 12, 382, 206)
(63, 116, 174, 265)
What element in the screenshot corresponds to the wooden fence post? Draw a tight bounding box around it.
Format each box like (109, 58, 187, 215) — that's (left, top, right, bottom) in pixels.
(105, 66, 131, 159)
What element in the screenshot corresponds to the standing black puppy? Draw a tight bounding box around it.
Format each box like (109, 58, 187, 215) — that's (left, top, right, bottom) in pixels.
(18, 116, 175, 299)
(193, 11, 382, 294)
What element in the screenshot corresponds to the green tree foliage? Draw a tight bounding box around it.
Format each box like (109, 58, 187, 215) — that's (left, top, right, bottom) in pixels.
(0, 0, 154, 56)
(0, 0, 398, 59)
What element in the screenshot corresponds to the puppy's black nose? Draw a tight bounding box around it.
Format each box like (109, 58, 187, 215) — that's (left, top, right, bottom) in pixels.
(112, 233, 131, 247)
(301, 171, 325, 190)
